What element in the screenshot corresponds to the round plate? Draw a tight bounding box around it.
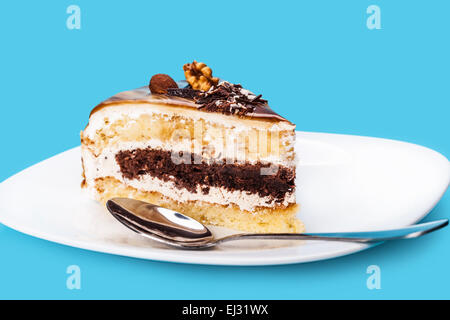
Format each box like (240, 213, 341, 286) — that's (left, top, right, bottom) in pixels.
(0, 132, 448, 265)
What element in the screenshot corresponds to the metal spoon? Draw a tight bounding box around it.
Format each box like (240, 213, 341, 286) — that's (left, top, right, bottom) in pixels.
(106, 197, 448, 249)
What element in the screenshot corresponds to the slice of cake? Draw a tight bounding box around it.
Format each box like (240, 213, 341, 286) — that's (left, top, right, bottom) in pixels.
(81, 61, 303, 233)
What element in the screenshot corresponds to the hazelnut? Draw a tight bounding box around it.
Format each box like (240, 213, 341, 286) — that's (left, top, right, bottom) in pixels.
(183, 61, 219, 91)
(149, 74, 178, 94)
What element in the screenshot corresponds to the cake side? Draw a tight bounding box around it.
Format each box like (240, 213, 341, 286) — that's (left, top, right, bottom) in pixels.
(81, 62, 301, 233)
(81, 101, 297, 213)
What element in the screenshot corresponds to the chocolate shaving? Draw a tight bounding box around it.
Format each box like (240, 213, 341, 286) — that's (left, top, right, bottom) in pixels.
(166, 88, 200, 100)
(197, 82, 267, 116)
(166, 81, 268, 116)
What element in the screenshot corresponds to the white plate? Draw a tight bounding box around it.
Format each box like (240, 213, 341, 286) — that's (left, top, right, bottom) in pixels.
(0, 132, 448, 265)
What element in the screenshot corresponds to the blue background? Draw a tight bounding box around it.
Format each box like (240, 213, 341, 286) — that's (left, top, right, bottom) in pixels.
(0, 0, 449, 299)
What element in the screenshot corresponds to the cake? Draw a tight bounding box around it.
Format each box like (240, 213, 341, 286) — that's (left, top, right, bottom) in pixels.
(81, 61, 304, 233)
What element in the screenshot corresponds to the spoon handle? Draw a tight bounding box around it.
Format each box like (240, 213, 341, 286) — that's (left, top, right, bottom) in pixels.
(214, 219, 448, 244)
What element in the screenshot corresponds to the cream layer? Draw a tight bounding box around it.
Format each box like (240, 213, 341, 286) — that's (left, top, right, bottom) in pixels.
(84, 102, 295, 140)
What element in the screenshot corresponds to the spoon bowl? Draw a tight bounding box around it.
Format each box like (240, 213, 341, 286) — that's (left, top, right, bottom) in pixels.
(106, 198, 214, 247)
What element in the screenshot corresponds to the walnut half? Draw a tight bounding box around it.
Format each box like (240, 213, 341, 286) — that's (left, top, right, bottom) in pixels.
(183, 61, 219, 91)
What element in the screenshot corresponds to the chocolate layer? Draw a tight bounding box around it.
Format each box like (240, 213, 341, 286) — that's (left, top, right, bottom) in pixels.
(115, 148, 295, 203)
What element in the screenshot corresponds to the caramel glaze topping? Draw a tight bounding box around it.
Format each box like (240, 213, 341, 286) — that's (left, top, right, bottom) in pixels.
(89, 81, 292, 124)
